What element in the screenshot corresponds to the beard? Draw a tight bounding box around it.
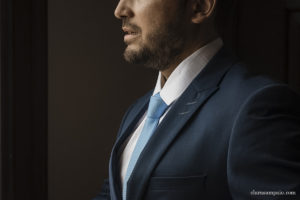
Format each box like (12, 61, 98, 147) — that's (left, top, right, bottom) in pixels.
(123, 14, 186, 71)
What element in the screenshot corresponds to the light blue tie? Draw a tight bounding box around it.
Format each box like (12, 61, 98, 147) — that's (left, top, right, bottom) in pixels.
(122, 93, 168, 200)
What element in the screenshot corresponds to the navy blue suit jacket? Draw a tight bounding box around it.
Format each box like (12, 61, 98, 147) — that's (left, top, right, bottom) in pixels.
(93, 48, 300, 200)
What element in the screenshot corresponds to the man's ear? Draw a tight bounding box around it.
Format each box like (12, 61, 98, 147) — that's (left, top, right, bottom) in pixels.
(191, 0, 217, 24)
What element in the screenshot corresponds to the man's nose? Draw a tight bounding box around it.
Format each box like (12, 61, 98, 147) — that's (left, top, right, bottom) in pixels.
(114, 0, 134, 19)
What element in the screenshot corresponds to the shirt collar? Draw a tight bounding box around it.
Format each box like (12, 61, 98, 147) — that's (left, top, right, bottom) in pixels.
(153, 38, 223, 105)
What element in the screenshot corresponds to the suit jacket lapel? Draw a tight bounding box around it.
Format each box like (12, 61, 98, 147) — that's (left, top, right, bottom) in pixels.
(109, 91, 152, 200)
(126, 85, 219, 200)
(126, 47, 238, 200)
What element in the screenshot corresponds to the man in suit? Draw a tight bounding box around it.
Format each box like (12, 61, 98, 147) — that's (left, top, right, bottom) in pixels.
(93, 0, 300, 199)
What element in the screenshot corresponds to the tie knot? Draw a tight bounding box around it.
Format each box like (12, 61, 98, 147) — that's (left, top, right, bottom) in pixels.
(147, 93, 168, 119)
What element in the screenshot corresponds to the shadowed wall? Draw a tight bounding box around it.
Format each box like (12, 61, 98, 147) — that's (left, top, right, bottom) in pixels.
(48, 0, 156, 199)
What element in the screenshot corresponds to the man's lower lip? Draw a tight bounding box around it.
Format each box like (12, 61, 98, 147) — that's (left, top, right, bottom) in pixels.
(124, 34, 139, 42)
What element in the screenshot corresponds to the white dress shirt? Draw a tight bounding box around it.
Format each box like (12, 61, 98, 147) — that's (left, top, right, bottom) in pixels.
(119, 38, 223, 185)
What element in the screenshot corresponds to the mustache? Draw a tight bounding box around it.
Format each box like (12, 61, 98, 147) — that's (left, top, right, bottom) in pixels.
(122, 19, 141, 33)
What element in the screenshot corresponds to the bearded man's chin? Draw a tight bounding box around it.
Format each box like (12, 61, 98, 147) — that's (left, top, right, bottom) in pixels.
(124, 48, 138, 63)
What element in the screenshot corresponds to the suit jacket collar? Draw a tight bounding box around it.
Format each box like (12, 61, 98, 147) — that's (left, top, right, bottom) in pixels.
(110, 47, 238, 200)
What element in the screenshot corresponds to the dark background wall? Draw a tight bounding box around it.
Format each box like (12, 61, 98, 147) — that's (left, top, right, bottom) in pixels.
(48, 0, 156, 199)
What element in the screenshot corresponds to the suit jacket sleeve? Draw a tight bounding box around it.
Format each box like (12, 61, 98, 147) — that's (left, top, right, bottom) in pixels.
(228, 84, 300, 200)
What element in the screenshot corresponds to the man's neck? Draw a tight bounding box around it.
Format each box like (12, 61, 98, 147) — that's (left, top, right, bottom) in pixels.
(160, 35, 219, 87)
